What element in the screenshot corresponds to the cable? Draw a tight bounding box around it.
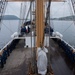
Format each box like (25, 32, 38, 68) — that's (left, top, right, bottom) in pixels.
(6, 6, 14, 33)
(18, 2, 26, 34)
(29, 1, 34, 73)
(24, 2, 32, 26)
(22, 2, 26, 24)
(47, 0, 51, 71)
(1, 22, 13, 33)
(68, 0, 75, 26)
(32, 1, 37, 73)
(8, 3, 19, 16)
(69, 0, 75, 15)
(52, 2, 66, 17)
(62, 22, 73, 34)
(0, 0, 8, 30)
(18, 3, 22, 34)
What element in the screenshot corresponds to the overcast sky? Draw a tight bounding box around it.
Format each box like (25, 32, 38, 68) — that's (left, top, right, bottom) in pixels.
(5, 2, 21, 17)
(5, 1, 73, 18)
(5, 2, 30, 18)
(50, 1, 73, 18)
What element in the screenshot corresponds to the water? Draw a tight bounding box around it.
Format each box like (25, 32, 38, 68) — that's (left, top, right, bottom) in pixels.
(0, 20, 19, 49)
(0, 2, 30, 49)
(52, 20, 75, 47)
(50, 1, 75, 48)
(0, 1, 75, 49)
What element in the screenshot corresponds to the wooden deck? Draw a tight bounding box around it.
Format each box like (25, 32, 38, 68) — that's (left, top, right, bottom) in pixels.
(50, 39, 75, 75)
(0, 38, 75, 75)
(0, 39, 32, 75)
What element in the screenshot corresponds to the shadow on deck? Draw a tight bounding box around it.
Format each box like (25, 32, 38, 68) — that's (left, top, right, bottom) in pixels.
(0, 39, 32, 75)
(50, 39, 75, 75)
(0, 39, 75, 75)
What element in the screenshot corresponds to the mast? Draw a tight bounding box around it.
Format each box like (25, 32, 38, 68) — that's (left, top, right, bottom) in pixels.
(36, 0, 45, 47)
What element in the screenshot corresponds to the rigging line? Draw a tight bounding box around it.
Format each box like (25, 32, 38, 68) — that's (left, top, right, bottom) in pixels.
(52, 2, 66, 17)
(30, 1, 35, 73)
(1, 22, 14, 33)
(6, 7, 13, 32)
(8, 3, 19, 16)
(0, 1, 8, 26)
(45, 0, 51, 25)
(18, 3, 22, 34)
(68, 1, 74, 18)
(61, 1, 65, 27)
(69, 0, 74, 15)
(24, 2, 32, 25)
(48, 0, 51, 70)
(45, 0, 51, 47)
(22, 2, 26, 24)
(68, 1, 75, 26)
(32, 0, 37, 73)
(19, 2, 24, 27)
(32, 1, 36, 73)
(30, 0, 33, 65)
(62, 22, 73, 34)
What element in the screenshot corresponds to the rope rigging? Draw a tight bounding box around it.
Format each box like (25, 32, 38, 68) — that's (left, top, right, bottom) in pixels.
(0, 0, 8, 30)
(52, 1, 66, 17)
(45, 0, 51, 26)
(18, 2, 26, 34)
(29, 1, 38, 74)
(24, 2, 33, 26)
(62, 22, 73, 34)
(0, 2, 18, 34)
(51, 0, 75, 34)
(45, 0, 52, 71)
(8, 3, 19, 16)
(1, 22, 14, 33)
(69, 0, 75, 26)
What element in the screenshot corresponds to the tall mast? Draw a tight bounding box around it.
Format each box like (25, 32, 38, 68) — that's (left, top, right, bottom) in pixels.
(36, 0, 45, 47)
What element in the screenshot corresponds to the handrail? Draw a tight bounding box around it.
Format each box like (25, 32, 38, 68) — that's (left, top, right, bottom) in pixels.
(0, 39, 13, 53)
(50, 37, 75, 52)
(0, 36, 25, 54)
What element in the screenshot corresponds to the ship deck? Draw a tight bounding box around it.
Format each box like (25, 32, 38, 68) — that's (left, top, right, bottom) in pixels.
(0, 38, 75, 75)
(50, 39, 75, 75)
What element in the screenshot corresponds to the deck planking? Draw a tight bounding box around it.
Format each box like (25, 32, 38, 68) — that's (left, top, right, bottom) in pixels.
(0, 38, 75, 75)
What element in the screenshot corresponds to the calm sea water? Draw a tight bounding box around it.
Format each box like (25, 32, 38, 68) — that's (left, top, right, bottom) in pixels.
(0, 20, 75, 49)
(0, 20, 19, 49)
(0, 1, 75, 49)
(51, 20, 75, 48)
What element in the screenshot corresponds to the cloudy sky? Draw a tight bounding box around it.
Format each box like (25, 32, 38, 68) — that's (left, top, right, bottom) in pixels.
(5, 1, 73, 18)
(50, 1, 73, 18)
(5, 2, 30, 18)
(5, 2, 21, 17)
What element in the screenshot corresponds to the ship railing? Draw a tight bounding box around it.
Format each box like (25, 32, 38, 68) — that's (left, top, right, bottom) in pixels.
(51, 36, 75, 62)
(50, 36, 75, 52)
(0, 39, 13, 53)
(0, 36, 24, 55)
(0, 37, 20, 68)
